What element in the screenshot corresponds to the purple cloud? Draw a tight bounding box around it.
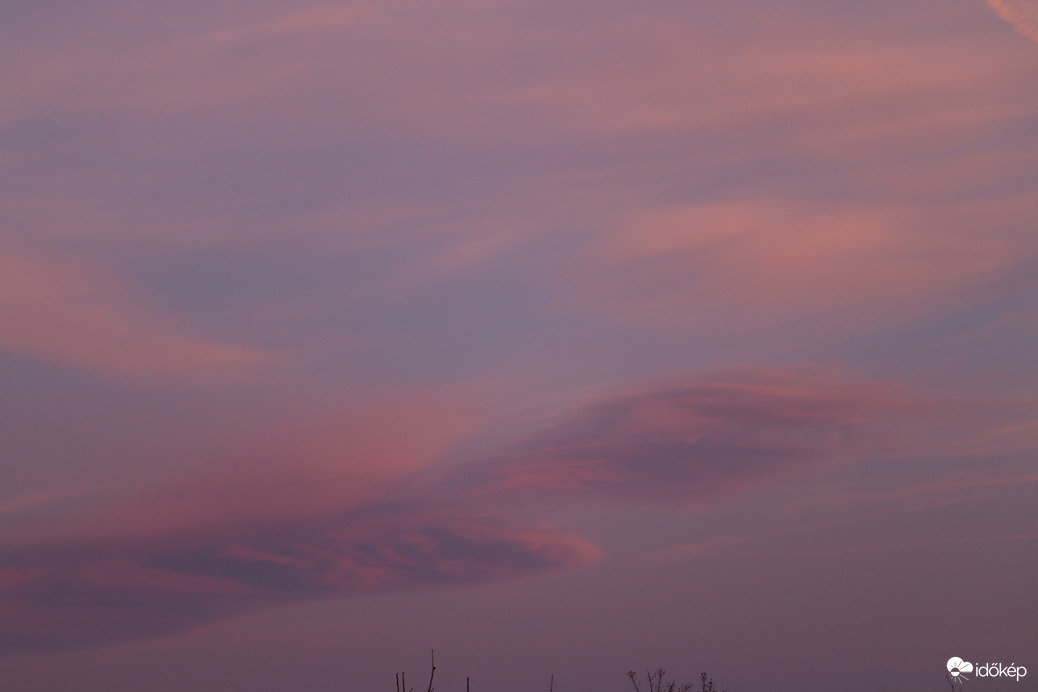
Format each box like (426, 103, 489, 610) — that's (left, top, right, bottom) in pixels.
(2, 368, 1032, 657)
(0, 506, 598, 656)
(448, 369, 1037, 504)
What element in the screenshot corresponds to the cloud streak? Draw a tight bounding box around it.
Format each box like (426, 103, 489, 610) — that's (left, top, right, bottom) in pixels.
(0, 394, 597, 656)
(447, 370, 958, 504)
(0, 244, 277, 383)
(0, 509, 597, 656)
(987, 0, 1038, 43)
(1, 1, 1036, 688)
(1, 368, 1035, 656)
(568, 199, 1036, 332)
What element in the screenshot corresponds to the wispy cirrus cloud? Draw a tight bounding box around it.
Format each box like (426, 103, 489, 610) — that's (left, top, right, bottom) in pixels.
(445, 368, 1038, 505)
(0, 394, 599, 656)
(3, 0, 1035, 369)
(0, 244, 277, 384)
(561, 197, 1038, 353)
(448, 371, 913, 504)
(1, 367, 1035, 656)
(987, 0, 1038, 44)
(0, 491, 82, 516)
(0, 509, 597, 656)
(0, 4, 371, 123)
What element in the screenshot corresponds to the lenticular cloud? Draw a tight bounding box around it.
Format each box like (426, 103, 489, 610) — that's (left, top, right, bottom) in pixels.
(987, 0, 1038, 43)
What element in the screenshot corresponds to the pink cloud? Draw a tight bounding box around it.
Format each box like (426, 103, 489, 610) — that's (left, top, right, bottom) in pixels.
(987, 0, 1038, 44)
(570, 200, 1032, 325)
(454, 370, 903, 502)
(3, 0, 1034, 332)
(5, 395, 474, 548)
(6, 0, 1021, 148)
(449, 368, 1038, 504)
(0, 244, 278, 383)
(0, 395, 597, 656)
(1, 367, 1034, 657)
(0, 4, 372, 123)
(0, 490, 81, 516)
(0, 509, 598, 656)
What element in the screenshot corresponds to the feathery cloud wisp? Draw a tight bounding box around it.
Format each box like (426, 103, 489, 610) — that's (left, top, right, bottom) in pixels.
(987, 0, 1038, 44)
(0, 244, 277, 383)
(2, 368, 1035, 656)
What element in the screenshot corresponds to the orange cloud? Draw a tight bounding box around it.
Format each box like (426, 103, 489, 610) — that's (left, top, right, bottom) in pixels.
(0, 244, 277, 383)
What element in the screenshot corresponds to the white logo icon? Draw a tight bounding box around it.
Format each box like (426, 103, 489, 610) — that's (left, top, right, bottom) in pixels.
(948, 657, 974, 682)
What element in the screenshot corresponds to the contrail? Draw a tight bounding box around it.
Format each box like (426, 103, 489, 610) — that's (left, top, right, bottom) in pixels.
(987, 0, 1038, 43)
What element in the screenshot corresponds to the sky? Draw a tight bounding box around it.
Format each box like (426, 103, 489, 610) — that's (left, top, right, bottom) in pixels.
(1, 0, 1037, 690)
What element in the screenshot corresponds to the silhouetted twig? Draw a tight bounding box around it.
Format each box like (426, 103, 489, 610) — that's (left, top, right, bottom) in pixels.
(395, 655, 726, 692)
(394, 670, 413, 692)
(627, 667, 693, 692)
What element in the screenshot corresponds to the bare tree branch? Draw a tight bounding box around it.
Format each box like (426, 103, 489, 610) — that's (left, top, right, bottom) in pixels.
(426, 649, 436, 692)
